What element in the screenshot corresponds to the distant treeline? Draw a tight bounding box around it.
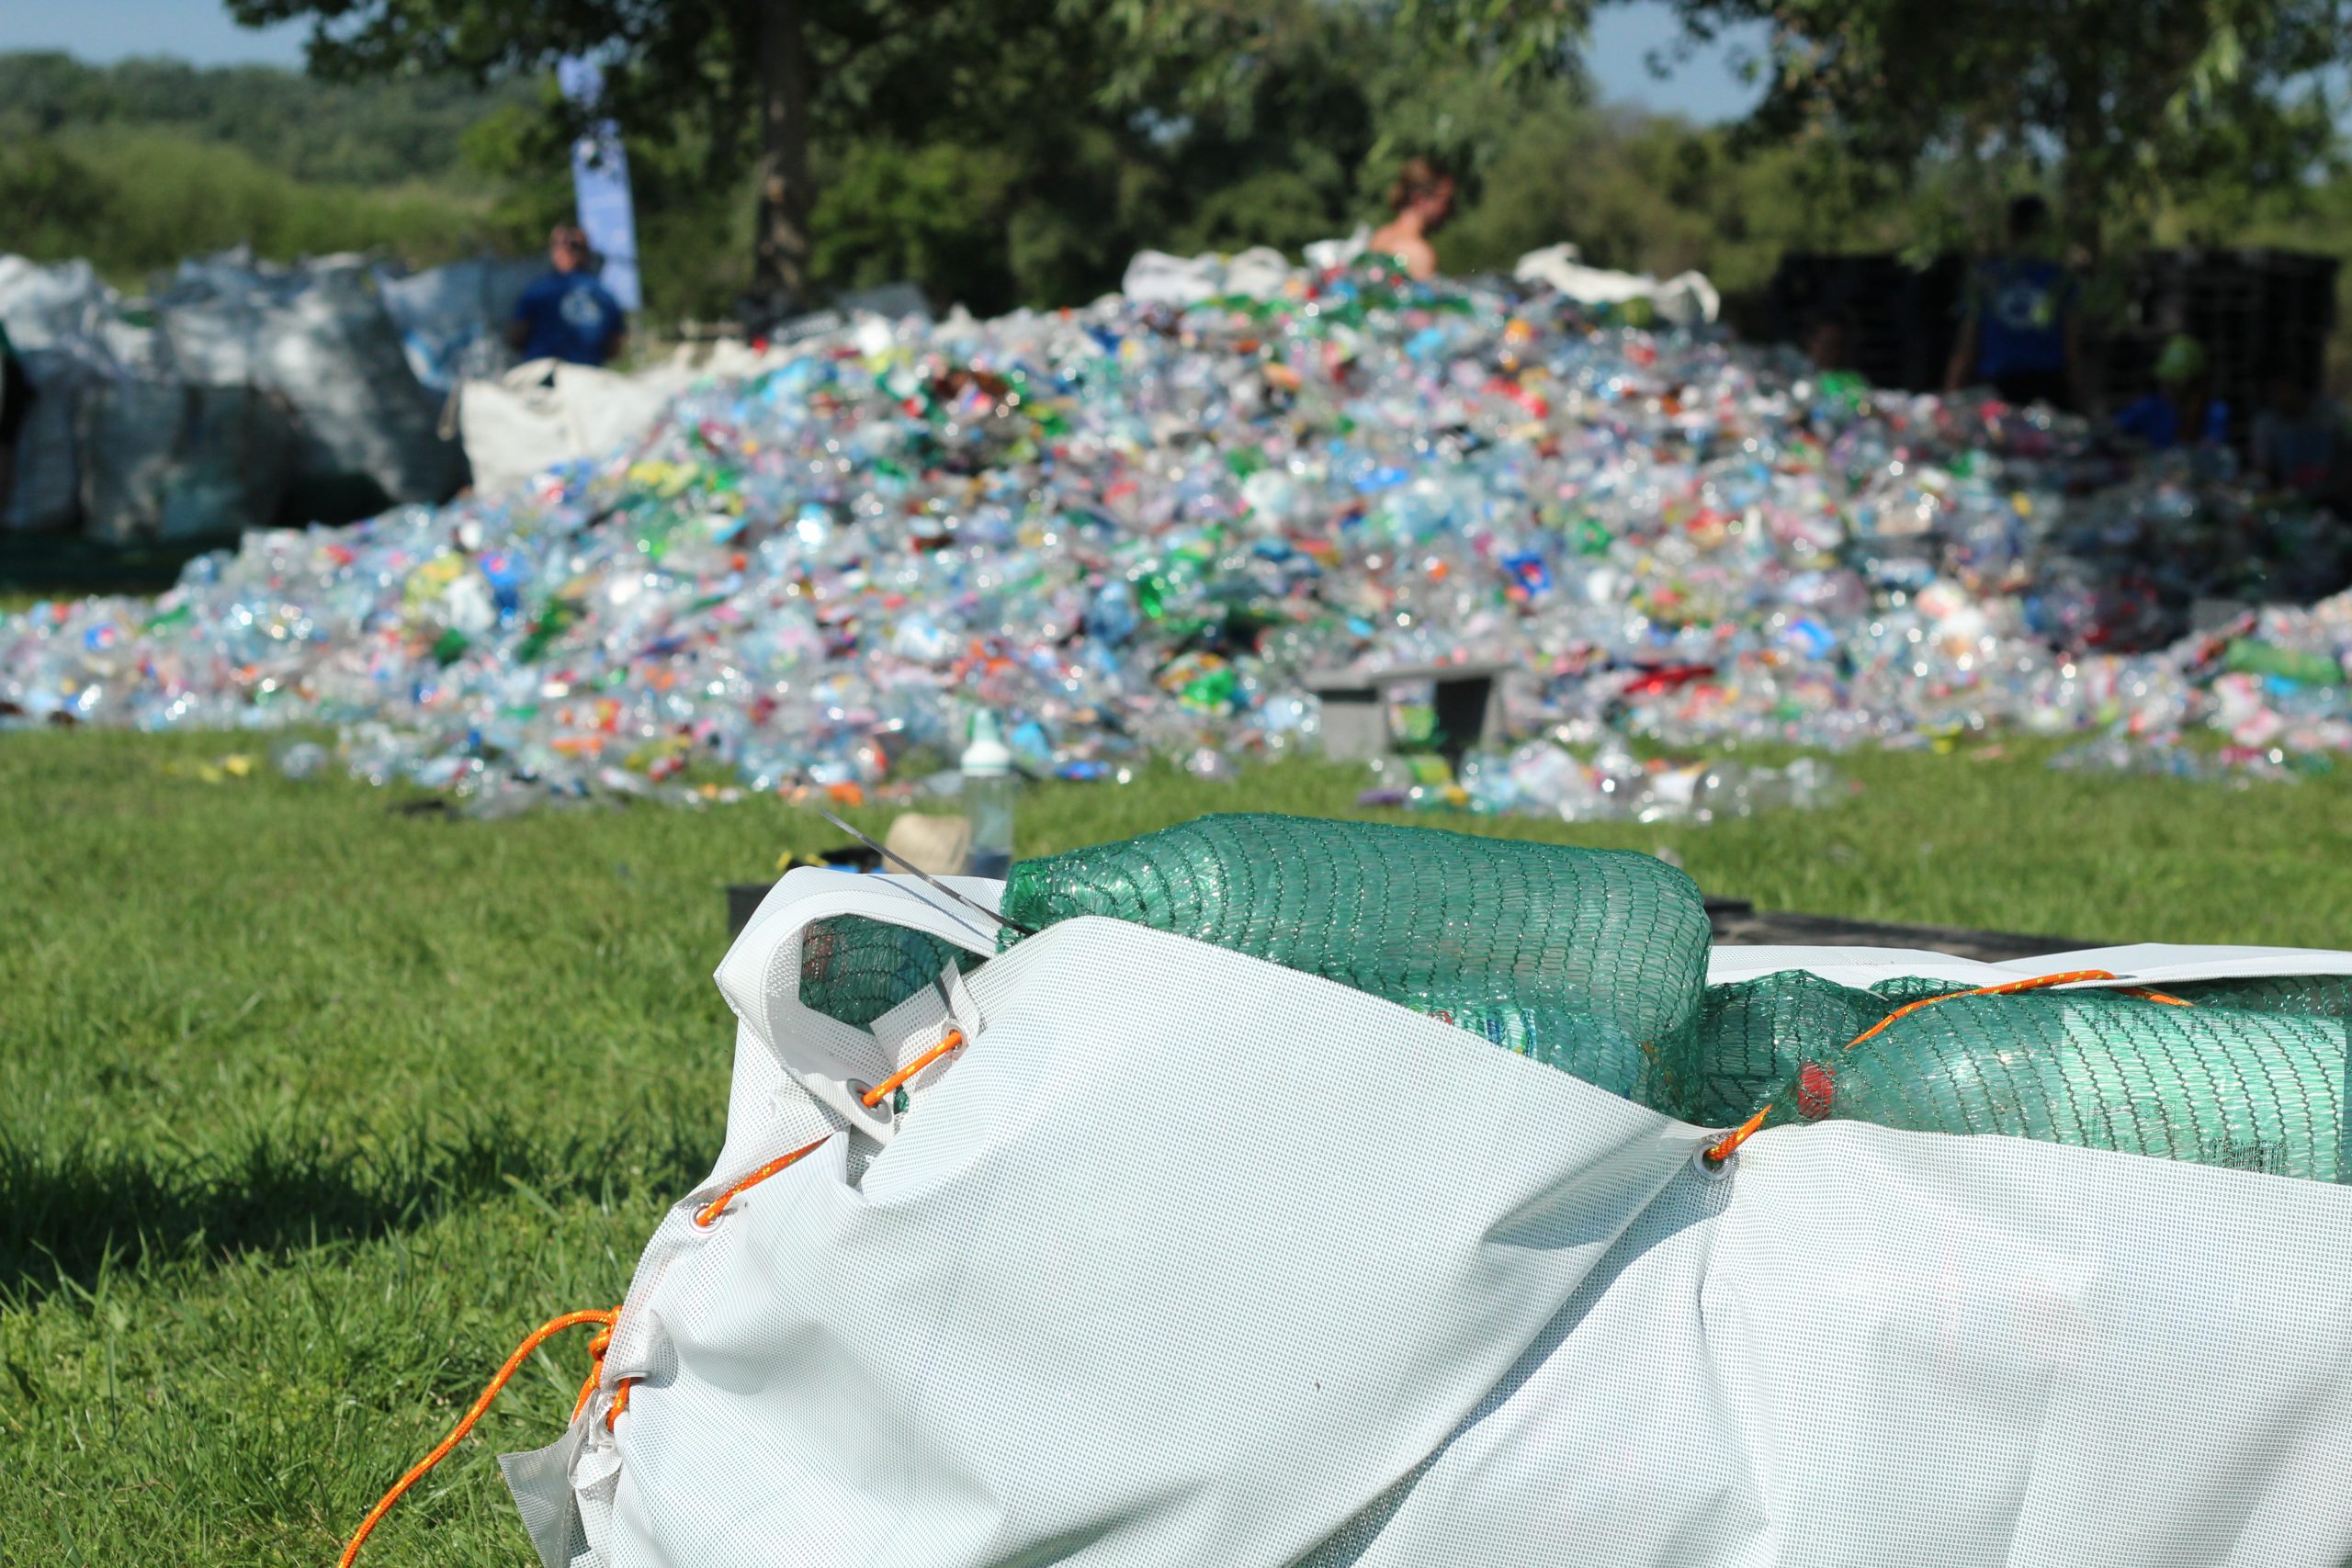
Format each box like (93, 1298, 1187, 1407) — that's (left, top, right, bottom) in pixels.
(4, 48, 2348, 349)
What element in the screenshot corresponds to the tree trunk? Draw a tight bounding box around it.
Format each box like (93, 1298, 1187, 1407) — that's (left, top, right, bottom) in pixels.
(752, 0, 813, 310)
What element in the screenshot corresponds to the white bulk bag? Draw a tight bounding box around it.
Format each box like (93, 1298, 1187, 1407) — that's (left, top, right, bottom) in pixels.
(457, 358, 682, 499)
(504, 870, 2352, 1568)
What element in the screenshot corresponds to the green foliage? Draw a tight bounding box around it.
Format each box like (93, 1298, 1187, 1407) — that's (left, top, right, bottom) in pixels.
(1659, 0, 2350, 254)
(1437, 105, 1901, 290)
(0, 53, 533, 293)
(0, 129, 514, 287)
(0, 50, 527, 186)
(811, 142, 1023, 307)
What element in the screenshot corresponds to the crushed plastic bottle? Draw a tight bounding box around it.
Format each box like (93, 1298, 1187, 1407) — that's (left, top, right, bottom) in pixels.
(6, 257, 2352, 807)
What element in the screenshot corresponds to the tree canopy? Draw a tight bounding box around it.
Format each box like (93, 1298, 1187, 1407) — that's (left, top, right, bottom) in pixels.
(1662, 0, 2349, 254)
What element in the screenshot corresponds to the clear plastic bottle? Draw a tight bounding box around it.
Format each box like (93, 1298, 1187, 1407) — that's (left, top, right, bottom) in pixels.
(961, 710, 1017, 879)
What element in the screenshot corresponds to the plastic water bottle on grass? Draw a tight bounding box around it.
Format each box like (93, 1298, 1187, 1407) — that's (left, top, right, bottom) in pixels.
(961, 711, 1017, 880)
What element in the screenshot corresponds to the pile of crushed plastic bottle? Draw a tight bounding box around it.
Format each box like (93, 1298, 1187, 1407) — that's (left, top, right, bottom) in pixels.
(4, 258, 2348, 817)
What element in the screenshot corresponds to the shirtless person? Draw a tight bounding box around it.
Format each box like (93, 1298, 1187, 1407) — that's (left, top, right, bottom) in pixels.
(1369, 157, 1457, 281)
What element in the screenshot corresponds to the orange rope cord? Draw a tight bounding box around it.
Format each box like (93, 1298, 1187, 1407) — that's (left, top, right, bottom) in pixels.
(340, 1307, 616, 1568)
(861, 1028, 966, 1108)
(571, 1325, 616, 1423)
(1703, 967, 2197, 1164)
(1703, 1107, 1770, 1166)
(691, 1133, 837, 1228)
(350, 1111, 913, 1556)
(1841, 968, 2120, 1052)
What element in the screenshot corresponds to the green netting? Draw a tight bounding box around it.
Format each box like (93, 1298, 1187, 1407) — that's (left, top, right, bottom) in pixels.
(786, 812, 2352, 1186)
(1676, 972, 1898, 1128)
(1741, 979, 2349, 1181)
(997, 813, 1712, 1100)
(2168, 974, 2352, 1018)
(798, 915, 979, 1027)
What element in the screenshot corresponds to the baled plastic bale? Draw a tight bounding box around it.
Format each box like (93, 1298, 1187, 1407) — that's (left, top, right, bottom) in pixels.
(1759, 987, 2351, 1181)
(998, 813, 1711, 1100)
(257, 265, 467, 502)
(3, 348, 89, 533)
(77, 378, 295, 542)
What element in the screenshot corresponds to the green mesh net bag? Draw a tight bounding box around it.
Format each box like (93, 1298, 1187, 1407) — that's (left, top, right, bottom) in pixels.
(2168, 974, 2352, 1018)
(799, 916, 980, 1027)
(996, 813, 1713, 1100)
(1674, 972, 1899, 1128)
(1736, 977, 2350, 1181)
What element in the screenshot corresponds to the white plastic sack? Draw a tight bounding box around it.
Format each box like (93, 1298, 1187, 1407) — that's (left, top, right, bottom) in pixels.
(377, 256, 540, 391)
(1514, 244, 1722, 325)
(1122, 246, 1302, 305)
(0, 254, 118, 355)
(503, 872, 2352, 1568)
(1221, 245, 1298, 299)
(160, 292, 267, 385)
(77, 378, 293, 543)
(458, 358, 682, 499)
(1303, 226, 1373, 272)
(1121, 249, 1228, 306)
(257, 264, 467, 502)
(155, 251, 466, 503)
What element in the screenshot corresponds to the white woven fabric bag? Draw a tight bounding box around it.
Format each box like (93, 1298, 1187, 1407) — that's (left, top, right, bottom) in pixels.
(504, 870, 2352, 1568)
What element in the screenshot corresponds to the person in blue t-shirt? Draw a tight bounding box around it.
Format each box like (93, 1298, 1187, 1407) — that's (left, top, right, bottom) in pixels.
(2114, 334, 2229, 451)
(507, 224, 627, 367)
(1944, 195, 2081, 410)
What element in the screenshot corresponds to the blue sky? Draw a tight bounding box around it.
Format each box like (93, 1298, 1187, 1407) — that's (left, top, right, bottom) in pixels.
(0, 0, 1769, 123)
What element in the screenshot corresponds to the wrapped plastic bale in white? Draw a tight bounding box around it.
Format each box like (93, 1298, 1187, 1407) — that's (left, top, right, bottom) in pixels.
(4, 348, 94, 533)
(76, 378, 295, 543)
(473, 856, 2352, 1568)
(458, 357, 684, 498)
(375, 254, 540, 390)
(158, 251, 468, 505)
(0, 254, 157, 532)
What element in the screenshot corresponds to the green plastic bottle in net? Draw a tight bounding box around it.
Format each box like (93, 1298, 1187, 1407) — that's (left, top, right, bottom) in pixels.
(2168, 973, 2352, 1018)
(995, 813, 1712, 1098)
(799, 916, 978, 1027)
(1755, 984, 2349, 1181)
(1673, 971, 1899, 1127)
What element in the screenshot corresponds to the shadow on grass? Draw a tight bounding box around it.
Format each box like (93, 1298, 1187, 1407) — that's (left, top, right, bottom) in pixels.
(0, 1114, 717, 1304)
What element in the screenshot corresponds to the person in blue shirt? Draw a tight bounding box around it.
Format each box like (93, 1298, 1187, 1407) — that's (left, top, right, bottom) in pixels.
(507, 224, 627, 367)
(2251, 368, 2343, 496)
(1944, 195, 2082, 410)
(2114, 334, 2229, 451)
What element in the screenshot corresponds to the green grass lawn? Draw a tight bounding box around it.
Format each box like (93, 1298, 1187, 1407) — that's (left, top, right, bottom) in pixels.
(5, 727, 2350, 1564)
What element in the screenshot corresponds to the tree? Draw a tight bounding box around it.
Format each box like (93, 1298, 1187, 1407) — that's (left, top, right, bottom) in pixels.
(1651, 0, 2350, 256)
(226, 0, 1162, 308)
